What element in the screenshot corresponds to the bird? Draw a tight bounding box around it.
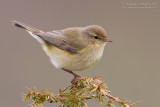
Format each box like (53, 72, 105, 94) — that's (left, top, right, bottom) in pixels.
(12, 21, 112, 77)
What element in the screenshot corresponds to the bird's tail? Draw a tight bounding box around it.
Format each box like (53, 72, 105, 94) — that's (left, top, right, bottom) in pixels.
(11, 20, 43, 33)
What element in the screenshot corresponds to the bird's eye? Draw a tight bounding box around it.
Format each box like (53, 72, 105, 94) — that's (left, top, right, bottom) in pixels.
(94, 36, 98, 39)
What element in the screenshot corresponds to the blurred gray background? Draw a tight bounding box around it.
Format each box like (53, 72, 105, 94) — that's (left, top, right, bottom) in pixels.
(0, 0, 159, 107)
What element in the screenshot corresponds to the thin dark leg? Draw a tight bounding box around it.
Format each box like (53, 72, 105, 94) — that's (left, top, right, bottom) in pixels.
(61, 68, 80, 77)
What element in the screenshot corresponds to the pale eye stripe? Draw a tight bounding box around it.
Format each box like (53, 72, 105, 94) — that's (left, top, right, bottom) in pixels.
(93, 34, 101, 38)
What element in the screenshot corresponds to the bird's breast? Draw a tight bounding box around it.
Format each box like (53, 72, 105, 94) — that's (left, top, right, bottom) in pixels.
(43, 44, 106, 71)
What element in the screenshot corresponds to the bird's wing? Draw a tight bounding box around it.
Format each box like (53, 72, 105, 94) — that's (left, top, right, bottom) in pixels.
(35, 31, 81, 53)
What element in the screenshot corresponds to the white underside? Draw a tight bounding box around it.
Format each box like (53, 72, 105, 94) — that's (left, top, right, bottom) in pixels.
(47, 53, 60, 68)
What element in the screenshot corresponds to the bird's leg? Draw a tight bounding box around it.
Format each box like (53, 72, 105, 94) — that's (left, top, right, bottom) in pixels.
(61, 68, 80, 77)
(61, 68, 81, 84)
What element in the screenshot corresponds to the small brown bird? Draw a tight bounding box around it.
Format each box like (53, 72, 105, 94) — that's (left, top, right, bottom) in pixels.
(12, 21, 112, 77)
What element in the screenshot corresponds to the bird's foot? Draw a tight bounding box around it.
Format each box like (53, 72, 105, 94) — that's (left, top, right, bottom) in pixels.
(71, 75, 82, 85)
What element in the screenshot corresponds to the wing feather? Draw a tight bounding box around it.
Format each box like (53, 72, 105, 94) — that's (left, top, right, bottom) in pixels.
(35, 31, 78, 53)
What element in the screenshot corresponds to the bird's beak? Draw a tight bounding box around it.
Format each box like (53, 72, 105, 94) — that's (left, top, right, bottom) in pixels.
(103, 38, 112, 42)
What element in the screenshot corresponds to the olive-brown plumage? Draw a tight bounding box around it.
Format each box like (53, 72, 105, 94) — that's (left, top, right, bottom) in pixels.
(12, 21, 112, 77)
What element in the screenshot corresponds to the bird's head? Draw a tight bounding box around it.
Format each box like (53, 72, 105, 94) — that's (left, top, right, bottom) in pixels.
(83, 25, 112, 46)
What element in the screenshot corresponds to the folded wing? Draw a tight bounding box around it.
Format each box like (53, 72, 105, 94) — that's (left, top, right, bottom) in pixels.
(35, 31, 79, 53)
